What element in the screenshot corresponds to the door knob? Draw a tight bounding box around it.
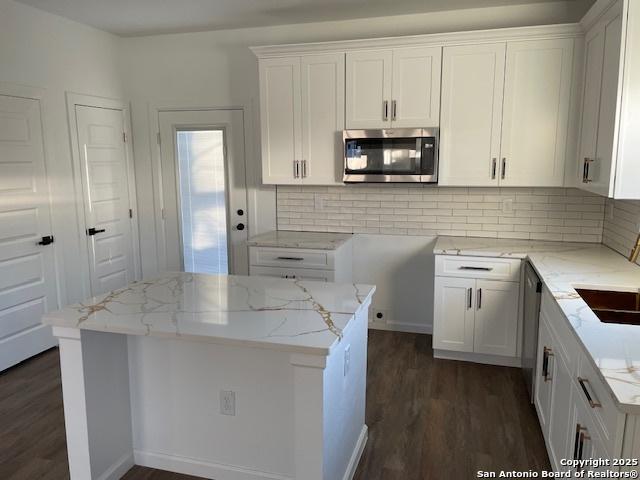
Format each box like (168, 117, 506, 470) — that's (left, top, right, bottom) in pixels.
(237, 209, 244, 216)
(37, 235, 54, 246)
(86, 227, 106, 236)
(236, 223, 245, 231)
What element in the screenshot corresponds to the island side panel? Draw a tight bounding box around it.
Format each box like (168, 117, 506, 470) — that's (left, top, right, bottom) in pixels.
(53, 327, 134, 480)
(289, 300, 370, 480)
(128, 336, 296, 479)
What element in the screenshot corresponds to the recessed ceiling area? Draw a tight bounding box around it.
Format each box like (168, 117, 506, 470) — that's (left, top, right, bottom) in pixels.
(15, 0, 594, 37)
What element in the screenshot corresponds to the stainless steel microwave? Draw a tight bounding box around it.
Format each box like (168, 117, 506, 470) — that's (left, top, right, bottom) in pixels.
(343, 128, 439, 183)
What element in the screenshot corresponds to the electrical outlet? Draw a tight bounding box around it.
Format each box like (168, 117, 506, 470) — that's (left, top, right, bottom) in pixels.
(502, 198, 514, 214)
(344, 344, 351, 377)
(220, 390, 236, 416)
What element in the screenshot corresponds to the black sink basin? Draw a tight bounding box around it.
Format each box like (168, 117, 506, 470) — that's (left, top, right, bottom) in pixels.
(575, 288, 640, 326)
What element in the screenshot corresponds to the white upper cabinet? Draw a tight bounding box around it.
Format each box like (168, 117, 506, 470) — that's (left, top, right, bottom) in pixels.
(259, 57, 301, 185)
(346, 47, 441, 129)
(440, 39, 573, 187)
(439, 43, 505, 187)
(390, 47, 442, 128)
(500, 39, 574, 187)
(576, 0, 640, 199)
(300, 54, 345, 185)
(259, 54, 344, 185)
(345, 50, 392, 129)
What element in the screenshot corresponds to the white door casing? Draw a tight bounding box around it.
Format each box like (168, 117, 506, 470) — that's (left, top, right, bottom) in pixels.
(439, 43, 506, 186)
(75, 105, 137, 296)
(158, 109, 249, 275)
(0, 93, 58, 371)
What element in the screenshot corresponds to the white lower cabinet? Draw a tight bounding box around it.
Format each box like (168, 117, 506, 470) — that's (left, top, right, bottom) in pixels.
(433, 255, 521, 363)
(535, 288, 638, 475)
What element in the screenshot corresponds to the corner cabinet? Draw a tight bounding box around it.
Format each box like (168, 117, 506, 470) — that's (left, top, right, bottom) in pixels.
(345, 47, 442, 129)
(433, 255, 521, 365)
(258, 54, 345, 185)
(439, 38, 574, 187)
(576, 0, 640, 199)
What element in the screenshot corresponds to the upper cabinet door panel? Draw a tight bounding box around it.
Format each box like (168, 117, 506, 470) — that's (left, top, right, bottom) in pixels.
(591, 7, 623, 197)
(438, 43, 505, 187)
(345, 50, 393, 129)
(391, 46, 442, 128)
(500, 38, 574, 187)
(300, 54, 345, 185)
(259, 57, 301, 184)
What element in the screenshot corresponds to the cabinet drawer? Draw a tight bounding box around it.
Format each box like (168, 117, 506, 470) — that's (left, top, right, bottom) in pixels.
(435, 255, 521, 282)
(249, 266, 334, 282)
(575, 352, 625, 456)
(249, 247, 334, 270)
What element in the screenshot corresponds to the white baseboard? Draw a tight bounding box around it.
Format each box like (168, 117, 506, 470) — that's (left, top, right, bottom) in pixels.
(134, 450, 292, 480)
(368, 320, 432, 335)
(343, 425, 368, 480)
(97, 452, 134, 480)
(434, 349, 521, 367)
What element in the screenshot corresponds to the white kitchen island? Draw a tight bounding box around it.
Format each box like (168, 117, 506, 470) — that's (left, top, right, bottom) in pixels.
(42, 272, 375, 480)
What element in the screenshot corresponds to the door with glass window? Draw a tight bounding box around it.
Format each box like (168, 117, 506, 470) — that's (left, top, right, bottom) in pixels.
(158, 110, 248, 275)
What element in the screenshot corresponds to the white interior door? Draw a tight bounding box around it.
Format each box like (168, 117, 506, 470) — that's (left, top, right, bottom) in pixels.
(499, 39, 574, 187)
(0, 94, 58, 371)
(76, 105, 136, 296)
(439, 43, 506, 186)
(158, 110, 249, 275)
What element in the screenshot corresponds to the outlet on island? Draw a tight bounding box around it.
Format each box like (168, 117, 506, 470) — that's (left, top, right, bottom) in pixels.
(220, 390, 236, 416)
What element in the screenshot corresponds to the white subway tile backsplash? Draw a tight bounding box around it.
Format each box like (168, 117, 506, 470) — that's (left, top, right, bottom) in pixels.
(603, 198, 640, 265)
(277, 186, 608, 243)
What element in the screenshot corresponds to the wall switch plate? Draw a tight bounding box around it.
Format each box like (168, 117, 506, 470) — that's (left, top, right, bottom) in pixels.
(220, 390, 236, 416)
(502, 198, 514, 214)
(344, 344, 351, 377)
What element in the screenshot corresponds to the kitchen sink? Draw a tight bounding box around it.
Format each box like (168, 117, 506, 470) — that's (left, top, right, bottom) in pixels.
(575, 288, 640, 326)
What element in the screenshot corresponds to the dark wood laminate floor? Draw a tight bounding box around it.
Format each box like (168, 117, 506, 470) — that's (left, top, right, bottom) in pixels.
(0, 330, 549, 480)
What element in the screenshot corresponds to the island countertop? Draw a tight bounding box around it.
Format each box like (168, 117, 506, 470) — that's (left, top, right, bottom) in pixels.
(42, 273, 375, 355)
(434, 236, 640, 414)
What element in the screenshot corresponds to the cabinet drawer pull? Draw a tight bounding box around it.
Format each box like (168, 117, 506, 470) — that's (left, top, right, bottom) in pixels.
(458, 266, 493, 271)
(577, 377, 602, 408)
(542, 346, 554, 382)
(276, 256, 304, 261)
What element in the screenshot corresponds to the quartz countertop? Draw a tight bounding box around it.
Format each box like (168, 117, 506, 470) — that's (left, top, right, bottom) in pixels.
(247, 231, 353, 250)
(434, 236, 640, 414)
(42, 273, 375, 355)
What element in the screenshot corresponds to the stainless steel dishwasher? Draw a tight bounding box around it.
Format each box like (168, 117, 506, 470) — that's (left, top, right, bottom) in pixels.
(522, 261, 542, 403)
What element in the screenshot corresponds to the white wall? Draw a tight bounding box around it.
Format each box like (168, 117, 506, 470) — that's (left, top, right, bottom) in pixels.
(0, 0, 124, 305)
(119, 1, 586, 278)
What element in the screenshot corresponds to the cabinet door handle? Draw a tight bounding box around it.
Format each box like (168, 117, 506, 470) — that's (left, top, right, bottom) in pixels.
(458, 266, 493, 271)
(491, 158, 497, 180)
(582, 157, 593, 184)
(501, 158, 506, 180)
(477, 288, 482, 310)
(276, 256, 304, 261)
(467, 287, 472, 309)
(392, 100, 397, 121)
(577, 377, 602, 408)
(383, 100, 389, 121)
(293, 160, 298, 178)
(542, 346, 554, 381)
(301, 160, 307, 178)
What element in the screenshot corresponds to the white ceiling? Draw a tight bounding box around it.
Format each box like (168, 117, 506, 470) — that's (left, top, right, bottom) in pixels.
(15, 0, 594, 37)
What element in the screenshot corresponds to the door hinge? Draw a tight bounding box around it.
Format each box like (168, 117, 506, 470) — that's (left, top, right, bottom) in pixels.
(129, 208, 133, 219)
(123, 132, 127, 143)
